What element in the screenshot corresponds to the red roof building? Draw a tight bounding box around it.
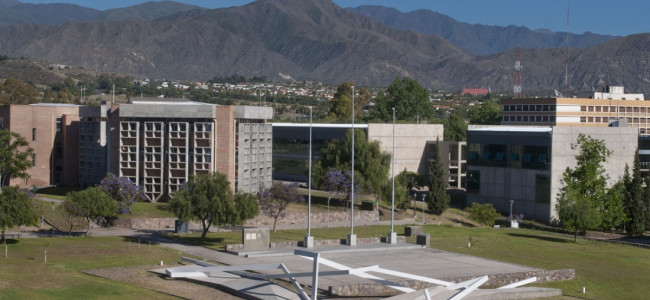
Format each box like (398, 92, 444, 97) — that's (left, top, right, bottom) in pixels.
(462, 88, 489, 96)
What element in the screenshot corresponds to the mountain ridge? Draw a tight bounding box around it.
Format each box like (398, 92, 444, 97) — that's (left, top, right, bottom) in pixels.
(0, 0, 648, 95)
(347, 5, 618, 55)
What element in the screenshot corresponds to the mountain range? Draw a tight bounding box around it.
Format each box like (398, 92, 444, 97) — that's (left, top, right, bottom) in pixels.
(0, 0, 648, 95)
(0, 0, 201, 25)
(347, 5, 618, 55)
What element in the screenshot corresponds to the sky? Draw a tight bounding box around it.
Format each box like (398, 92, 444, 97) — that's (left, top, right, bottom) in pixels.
(20, 0, 650, 36)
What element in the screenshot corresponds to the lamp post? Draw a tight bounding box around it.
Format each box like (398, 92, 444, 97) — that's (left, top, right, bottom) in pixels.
(305, 107, 314, 248)
(348, 85, 356, 246)
(388, 107, 397, 244)
(327, 197, 331, 228)
(422, 194, 426, 225)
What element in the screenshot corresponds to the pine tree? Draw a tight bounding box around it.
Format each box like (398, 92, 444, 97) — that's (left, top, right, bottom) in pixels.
(627, 150, 646, 235)
(426, 141, 449, 215)
(643, 176, 650, 230)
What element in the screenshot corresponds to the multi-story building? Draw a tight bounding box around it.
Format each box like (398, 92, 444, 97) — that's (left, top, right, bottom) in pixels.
(466, 125, 637, 223)
(112, 99, 272, 201)
(1, 100, 272, 200)
(0, 104, 81, 188)
(501, 86, 650, 134)
(501, 86, 650, 176)
(271, 123, 444, 183)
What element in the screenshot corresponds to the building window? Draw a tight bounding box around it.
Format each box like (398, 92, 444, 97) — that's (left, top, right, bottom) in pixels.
(56, 117, 62, 132)
(32, 154, 36, 167)
(580, 116, 586, 122)
(580, 106, 587, 112)
(466, 170, 480, 194)
(32, 128, 36, 141)
(55, 143, 62, 159)
(0, 117, 3, 129)
(535, 174, 551, 203)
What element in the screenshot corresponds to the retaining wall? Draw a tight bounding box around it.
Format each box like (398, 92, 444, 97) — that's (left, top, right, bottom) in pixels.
(329, 269, 575, 297)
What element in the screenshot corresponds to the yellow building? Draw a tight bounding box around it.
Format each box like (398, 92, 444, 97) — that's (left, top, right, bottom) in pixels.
(502, 95, 650, 134)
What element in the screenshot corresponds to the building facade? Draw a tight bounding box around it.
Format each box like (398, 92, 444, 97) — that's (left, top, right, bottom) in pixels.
(1, 101, 272, 200)
(501, 87, 650, 134)
(0, 104, 80, 188)
(466, 125, 637, 223)
(271, 123, 444, 182)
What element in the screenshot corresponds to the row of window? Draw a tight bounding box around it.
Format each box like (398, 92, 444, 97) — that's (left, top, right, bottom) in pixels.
(468, 144, 550, 170)
(580, 105, 650, 113)
(503, 104, 556, 112)
(466, 170, 551, 204)
(502, 115, 557, 123)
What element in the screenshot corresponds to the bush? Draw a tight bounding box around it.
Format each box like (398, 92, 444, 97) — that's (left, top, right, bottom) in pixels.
(466, 202, 501, 227)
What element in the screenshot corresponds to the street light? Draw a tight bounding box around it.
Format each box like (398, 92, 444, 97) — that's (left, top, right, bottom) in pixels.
(422, 194, 426, 225)
(388, 107, 396, 244)
(305, 106, 314, 248)
(348, 85, 356, 246)
(327, 197, 331, 228)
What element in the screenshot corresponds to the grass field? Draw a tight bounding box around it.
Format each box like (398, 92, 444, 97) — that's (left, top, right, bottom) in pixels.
(0, 236, 184, 299)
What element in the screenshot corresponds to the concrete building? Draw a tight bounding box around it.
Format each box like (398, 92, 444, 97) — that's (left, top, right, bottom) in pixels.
(426, 141, 467, 188)
(113, 99, 272, 201)
(271, 123, 444, 182)
(0, 104, 81, 188)
(1, 100, 272, 200)
(466, 125, 637, 223)
(594, 86, 644, 101)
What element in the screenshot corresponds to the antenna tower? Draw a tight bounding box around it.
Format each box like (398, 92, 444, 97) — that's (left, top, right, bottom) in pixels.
(514, 49, 522, 99)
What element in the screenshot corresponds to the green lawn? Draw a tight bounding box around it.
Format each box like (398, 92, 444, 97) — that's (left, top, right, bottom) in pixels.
(0, 236, 184, 299)
(126, 202, 175, 219)
(418, 225, 650, 300)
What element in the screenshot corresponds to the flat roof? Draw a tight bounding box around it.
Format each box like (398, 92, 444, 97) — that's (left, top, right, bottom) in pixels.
(272, 122, 369, 129)
(469, 126, 552, 133)
(30, 103, 81, 107)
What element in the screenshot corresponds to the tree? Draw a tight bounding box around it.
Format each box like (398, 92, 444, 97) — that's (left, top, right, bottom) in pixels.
(99, 173, 147, 213)
(556, 134, 610, 241)
(469, 100, 501, 125)
(643, 175, 650, 230)
(0, 186, 38, 243)
(327, 82, 369, 121)
(389, 169, 422, 210)
(324, 168, 359, 208)
(258, 182, 304, 232)
(603, 180, 627, 231)
(466, 202, 501, 227)
(168, 172, 236, 241)
(61, 199, 84, 236)
(426, 142, 450, 215)
(0, 78, 37, 105)
(65, 187, 118, 236)
(443, 110, 467, 141)
(625, 150, 646, 235)
(0, 129, 34, 191)
(370, 77, 434, 122)
(318, 129, 390, 196)
(231, 193, 260, 226)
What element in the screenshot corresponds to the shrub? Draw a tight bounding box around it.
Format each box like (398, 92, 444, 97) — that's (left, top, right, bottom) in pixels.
(466, 202, 501, 227)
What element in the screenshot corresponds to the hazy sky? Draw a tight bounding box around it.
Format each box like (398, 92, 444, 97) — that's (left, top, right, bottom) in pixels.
(20, 0, 649, 36)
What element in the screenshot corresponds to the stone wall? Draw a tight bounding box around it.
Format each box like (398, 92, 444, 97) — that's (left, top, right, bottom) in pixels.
(113, 218, 178, 230)
(329, 269, 575, 297)
(245, 210, 379, 227)
(226, 236, 407, 253)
